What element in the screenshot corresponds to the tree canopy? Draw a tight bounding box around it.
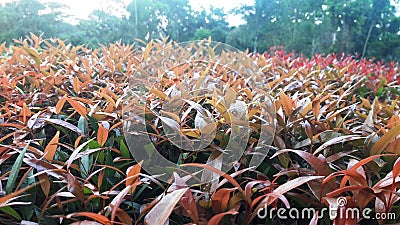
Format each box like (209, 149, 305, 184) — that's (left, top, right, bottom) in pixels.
(1, 0, 400, 59)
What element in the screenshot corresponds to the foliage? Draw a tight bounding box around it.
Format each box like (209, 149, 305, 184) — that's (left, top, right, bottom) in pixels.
(0, 34, 399, 225)
(0, 0, 400, 60)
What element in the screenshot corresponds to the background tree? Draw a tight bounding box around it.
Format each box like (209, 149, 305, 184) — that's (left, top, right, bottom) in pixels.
(0, 0, 399, 59)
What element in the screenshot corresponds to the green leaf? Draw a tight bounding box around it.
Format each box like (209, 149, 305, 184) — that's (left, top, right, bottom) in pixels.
(88, 115, 99, 132)
(6, 143, 29, 194)
(20, 169, 36, 220)
(22, 47, 41, 67)
(119, 140, 130, 158)
(0, 206, 22, 220)
(88, 140, 101, 149)
(80, 154, 91, 179)
(388, 87, 400, 96)
(77, 115, 88, 136)
(144, 143, 155, 157)
(376, 86, 384, 96)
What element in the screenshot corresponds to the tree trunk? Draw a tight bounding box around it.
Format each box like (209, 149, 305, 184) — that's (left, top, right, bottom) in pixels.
(134, 0, 138, 37)
(253, 0, 260, 53)
(253, 34, 258, 53)
(341, 20, 350, 53)
(362, 22, 374, 58)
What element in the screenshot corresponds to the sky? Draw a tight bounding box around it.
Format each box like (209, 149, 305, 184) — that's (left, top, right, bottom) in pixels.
(5, 0, 399, 25)
(190, 0, 254, 26)
(36, 0, 253, 26)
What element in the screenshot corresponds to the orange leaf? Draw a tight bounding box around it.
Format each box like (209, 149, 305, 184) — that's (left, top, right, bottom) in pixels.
(55, 95, 67, 114)
(20, 103, 32, 124)
(180, 189, 199, 224)
(67, 98, 87, 118)
(387, 114, 400, 128)
(109, 121, 122, 131)
(386, 138, 400, 154)
(38, 173, 51, 197)
(98, 169, 104, 189)
(99, 90, 116, 108)
(97, 124, 109, 147)
(370, 125, 400, 155)
(73, 77, 82, 94)
(149, 87, 169, 100)
(0, 183, 38, 206)
(115, 209, 132, 225)
(74, 136, 83, 149)
(0, 123, 25, 129)
(44, 131, 60, 161)
(66, 173, 85, 202)
(126, 161, 142, 193)
(67, 212, 111, 225)
(280, 91, 294, 117)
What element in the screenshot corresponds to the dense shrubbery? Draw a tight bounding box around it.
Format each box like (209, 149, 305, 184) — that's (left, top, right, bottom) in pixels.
(0, 34, 399, 225)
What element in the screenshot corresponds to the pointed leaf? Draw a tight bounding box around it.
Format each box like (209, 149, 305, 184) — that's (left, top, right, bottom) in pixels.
(55, 95, 67, 114)
(207, 210, 238, 225)
(38, 173, 51, 197)
(370, 125, 400, 155)
(273, 176, 324, 195)
(280, 91, 294, 117)
(144, 188, 189, 225)
(181, 163, 244, 192)
(97, 124, 109, 147)
(6, 143, 29, 194)
(313, 135, 364, 155)
(272, 149, 331, 176)
(67, 212, 111, 225)
(67, 98, 87, 118)
(126, 161, 142, 193)
(65, 139, 93, 169)
(44, 131, 60, 161)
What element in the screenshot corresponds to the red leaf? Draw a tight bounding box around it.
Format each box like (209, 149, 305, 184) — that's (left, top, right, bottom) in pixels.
(207, 209, 238, 225)
(313, 135, 364, 155)
(181, 163, 244, 192)
(110, 186, 131, 223)
(212, 188, 236, 213)
(272, 149, 331, 176)
(66, 173, 85, 202)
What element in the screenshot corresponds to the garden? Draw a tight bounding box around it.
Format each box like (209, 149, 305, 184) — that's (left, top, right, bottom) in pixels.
(0, 33, 399, 225)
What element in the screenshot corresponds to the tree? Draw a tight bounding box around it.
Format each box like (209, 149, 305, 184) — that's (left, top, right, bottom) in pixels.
(0, 0, 72, 44)
(126, 0, 161, 40)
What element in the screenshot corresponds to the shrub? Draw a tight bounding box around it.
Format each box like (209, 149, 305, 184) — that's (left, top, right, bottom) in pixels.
(0, 34, 399, 224)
